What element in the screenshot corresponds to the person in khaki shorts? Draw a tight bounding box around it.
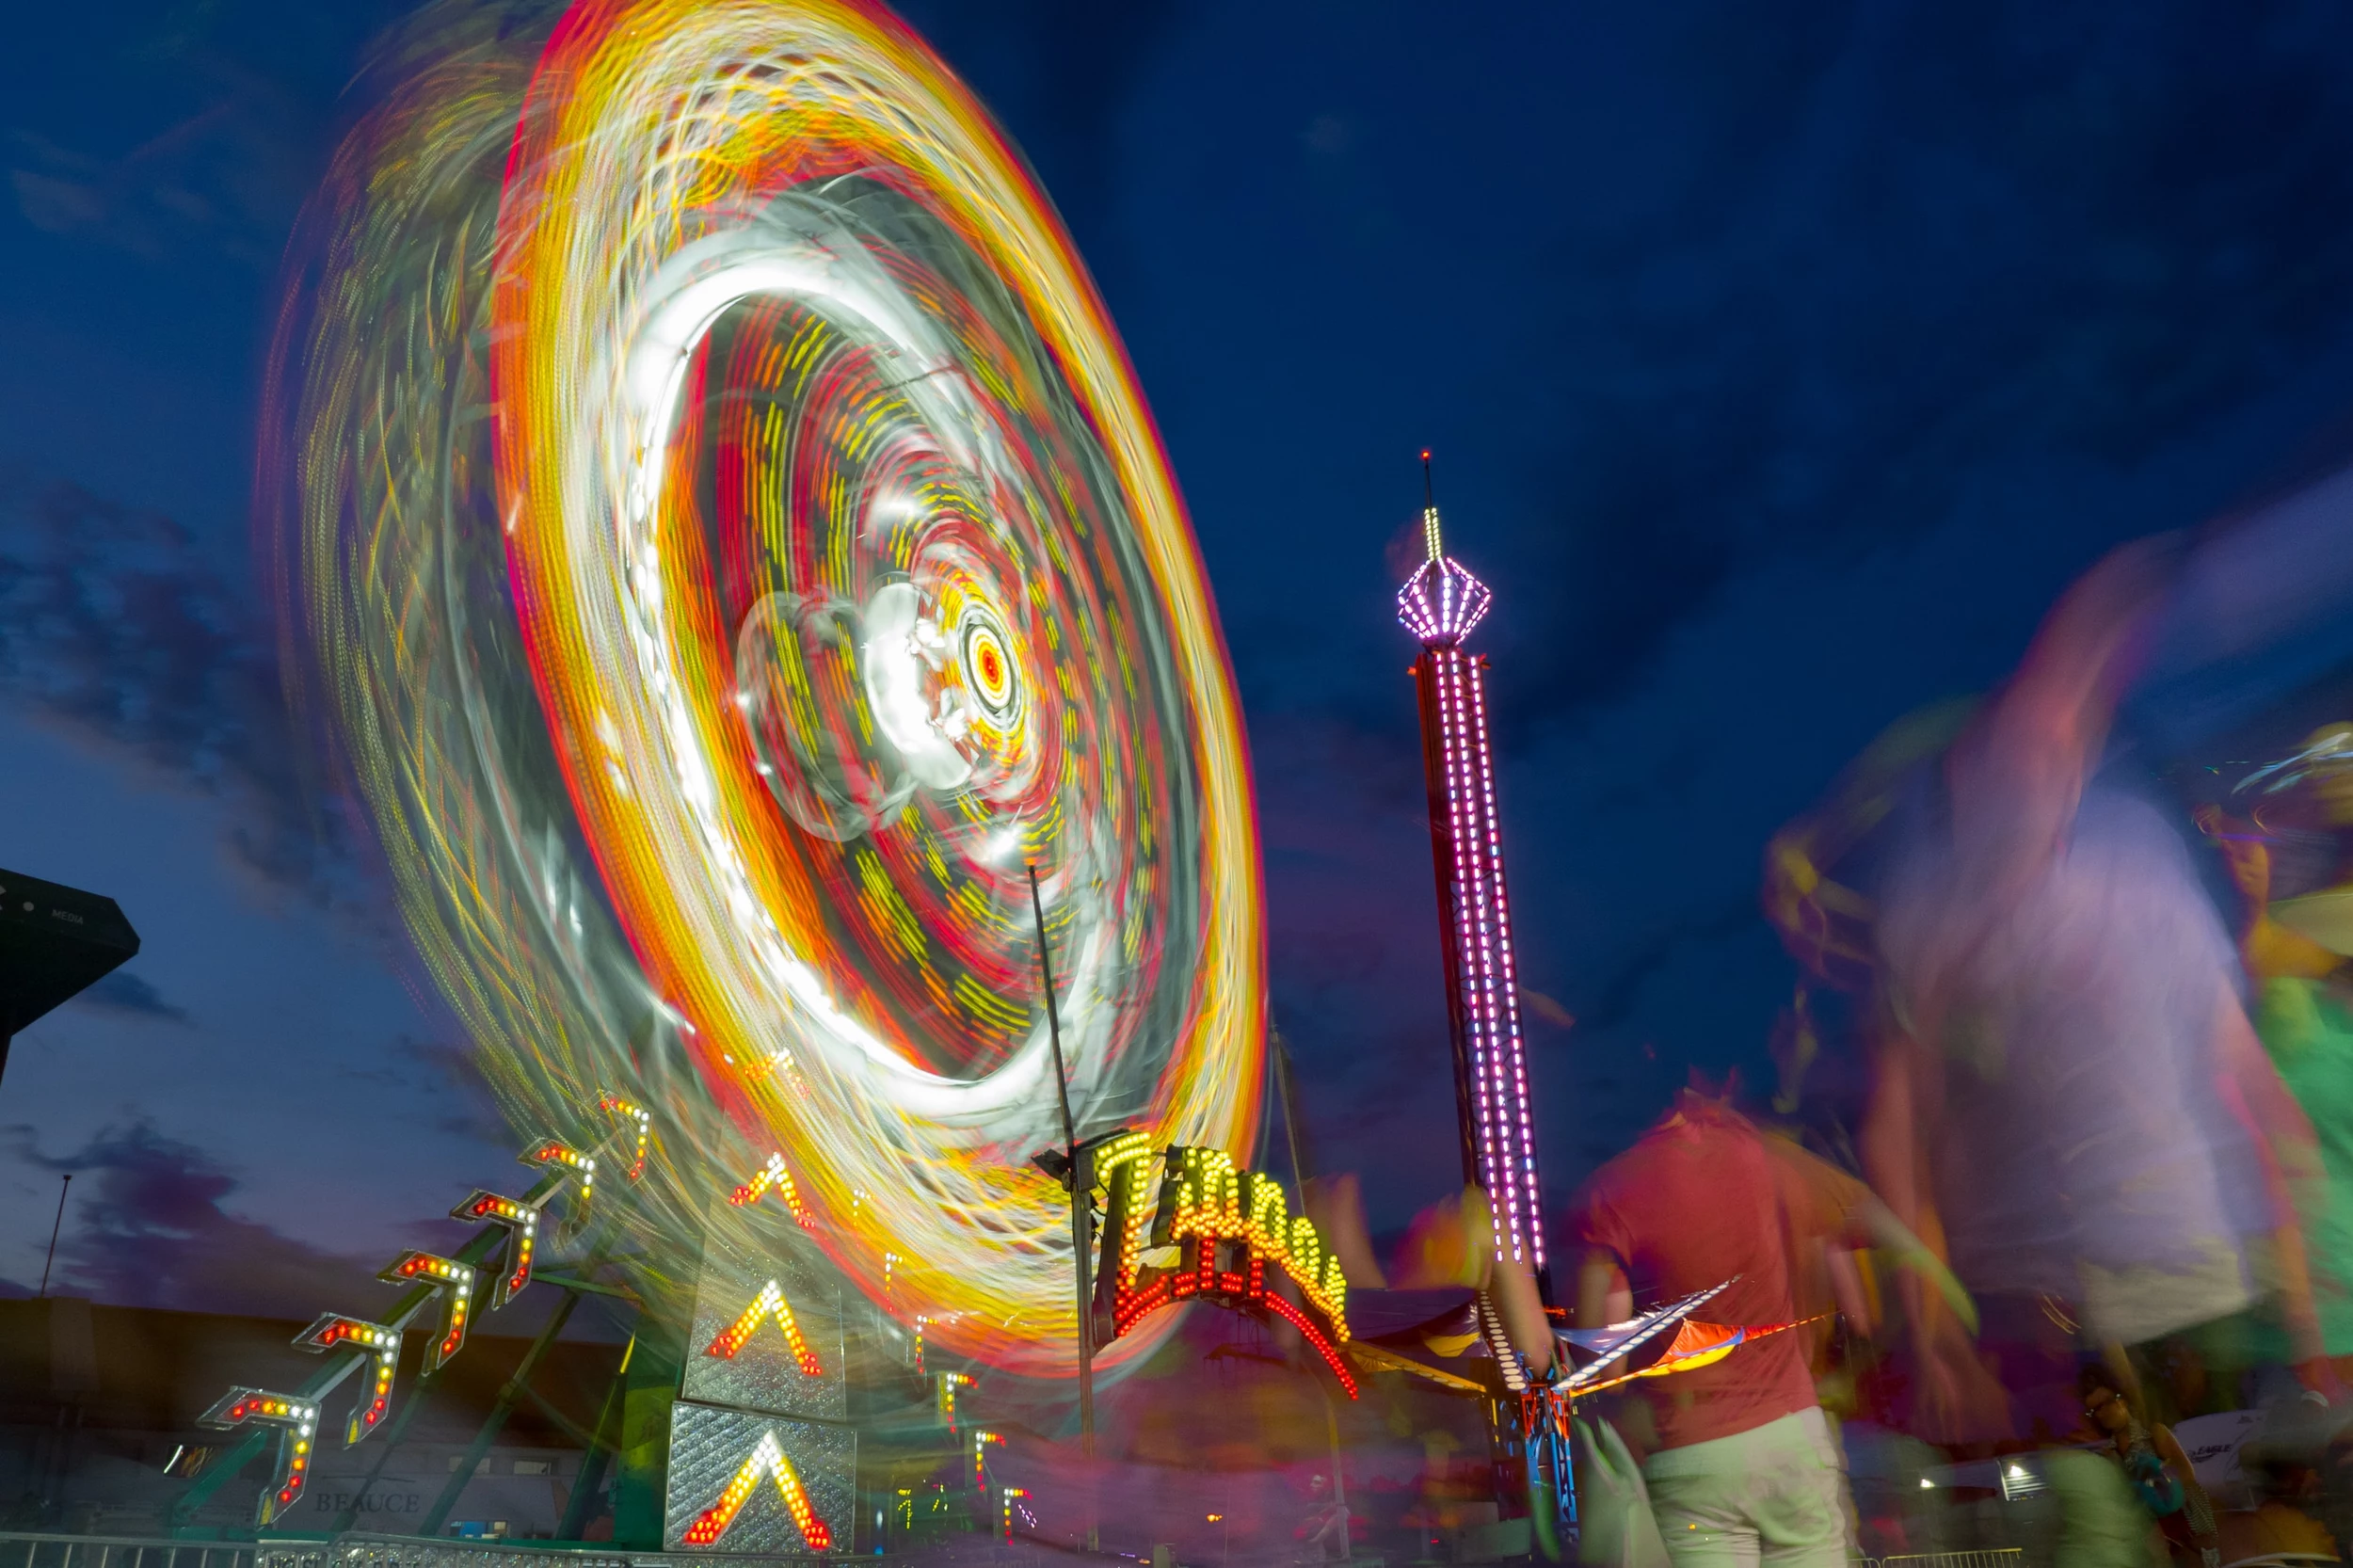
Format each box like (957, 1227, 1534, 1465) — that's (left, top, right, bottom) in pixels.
(1570, 1090, 1959, 1568)
(1636, 1403, 1850, 1568)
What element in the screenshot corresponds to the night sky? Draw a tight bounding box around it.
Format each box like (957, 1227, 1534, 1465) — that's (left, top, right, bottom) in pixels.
(8, 0, 2353, 1311)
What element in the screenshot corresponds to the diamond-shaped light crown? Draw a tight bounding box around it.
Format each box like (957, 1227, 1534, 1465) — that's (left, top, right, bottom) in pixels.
(1398, 553, 1491, 646)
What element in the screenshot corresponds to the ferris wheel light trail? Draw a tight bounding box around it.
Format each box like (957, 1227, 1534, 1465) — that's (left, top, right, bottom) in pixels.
(272, 0, 1264, 1372)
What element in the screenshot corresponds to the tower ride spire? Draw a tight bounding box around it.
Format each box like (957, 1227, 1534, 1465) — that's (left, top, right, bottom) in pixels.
(1421, 449, 1442, 562)
(1394, 457, 1547, 1292)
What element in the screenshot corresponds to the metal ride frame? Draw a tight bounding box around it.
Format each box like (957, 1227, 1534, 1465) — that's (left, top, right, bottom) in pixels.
(165, 1100, 651, 1537)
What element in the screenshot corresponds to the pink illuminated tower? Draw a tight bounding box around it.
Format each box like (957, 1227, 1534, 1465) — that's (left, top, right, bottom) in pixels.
(1397, 456, 1548, 1293)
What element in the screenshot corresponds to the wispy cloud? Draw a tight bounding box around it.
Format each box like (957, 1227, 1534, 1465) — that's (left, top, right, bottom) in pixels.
(5, 1119, 374, 1315)
(2, 0, 374, 271)
(0, 472, 357, 905)
(6, 104, 301, 266)
(72, 969, 194, 1027)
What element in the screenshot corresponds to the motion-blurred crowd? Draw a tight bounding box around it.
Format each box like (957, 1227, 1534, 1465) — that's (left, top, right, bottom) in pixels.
(1565, 469, 2353, 1568)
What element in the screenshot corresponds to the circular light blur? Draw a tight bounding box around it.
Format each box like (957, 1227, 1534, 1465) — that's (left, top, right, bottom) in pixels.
(277, 0, 1263, 1372)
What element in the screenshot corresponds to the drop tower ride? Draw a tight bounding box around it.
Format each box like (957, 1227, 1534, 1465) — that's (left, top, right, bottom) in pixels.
(1396, 456, 1548, 1295)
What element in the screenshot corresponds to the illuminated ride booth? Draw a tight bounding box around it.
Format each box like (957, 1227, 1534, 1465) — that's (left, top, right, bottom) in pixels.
(1091, 1138, 1355, 1397)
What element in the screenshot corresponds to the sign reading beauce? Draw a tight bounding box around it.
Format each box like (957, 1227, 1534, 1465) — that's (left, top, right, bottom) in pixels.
(300, 1454, 577, 1538)
(1090, 1135, 1357, 1397)
(310, 1489, 425, 1516)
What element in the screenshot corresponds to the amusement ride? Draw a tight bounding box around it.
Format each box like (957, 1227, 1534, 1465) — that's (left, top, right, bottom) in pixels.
(158, 0, 1788, 1553)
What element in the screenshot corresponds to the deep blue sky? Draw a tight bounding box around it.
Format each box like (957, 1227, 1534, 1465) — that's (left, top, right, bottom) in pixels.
(7, 0, 2353, 1306)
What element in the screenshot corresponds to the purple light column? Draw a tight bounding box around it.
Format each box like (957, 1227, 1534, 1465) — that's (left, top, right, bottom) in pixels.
(1397, 478, 1547, 1290)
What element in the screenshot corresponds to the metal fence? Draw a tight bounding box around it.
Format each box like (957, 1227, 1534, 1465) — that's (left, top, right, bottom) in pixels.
(255, 1540, 641, 1568)
(0, 1537, 860, 1568)
(0, 1534, 257, 1568)
(1858, 1552, 2027, 1568)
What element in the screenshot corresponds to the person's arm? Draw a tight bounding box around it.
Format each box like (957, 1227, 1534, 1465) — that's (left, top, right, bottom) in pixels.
(1771, 1108, 1977, 1333)
(1823, 1245, 1873, 1337)
(1946, 538, 2176, 912)
(2152, 1422, 2221, 1568)
(1574, 1244, 1632, 1328)
(1571, 1241, 1654, 1453)
(1855, 1194, 1976, 1333)
(1902, 540, 2177, 1047)
(1854, 1038, 2011, 1441)
(1859, 1024, 1931, 1237)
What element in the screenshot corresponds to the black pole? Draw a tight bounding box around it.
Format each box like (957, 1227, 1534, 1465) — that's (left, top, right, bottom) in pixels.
(1271, 1031, 1309, 1201)
(328, 1367, 439, 1534)
(1029, 863, 1079, 1159)
(418, 1285, 586, 1537)
(553, 1334, 634, 1542)
(38, 1174, 70, 1298)
(1026, 861, 1096, 1549)
(323, 1198, 608, 1534)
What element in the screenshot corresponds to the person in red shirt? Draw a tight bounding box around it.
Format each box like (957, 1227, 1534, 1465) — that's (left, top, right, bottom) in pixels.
(1569, 1089, 1961, 1568)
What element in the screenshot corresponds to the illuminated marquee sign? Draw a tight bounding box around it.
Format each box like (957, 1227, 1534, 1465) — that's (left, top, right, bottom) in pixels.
(1091, 1134, 1356, 1397)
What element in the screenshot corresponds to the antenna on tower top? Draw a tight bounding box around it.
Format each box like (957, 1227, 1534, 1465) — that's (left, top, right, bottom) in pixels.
(1420, 450, 1441, 562)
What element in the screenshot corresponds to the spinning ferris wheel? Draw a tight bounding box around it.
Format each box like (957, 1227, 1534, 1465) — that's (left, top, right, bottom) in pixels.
(278, 0, 1263, 1375)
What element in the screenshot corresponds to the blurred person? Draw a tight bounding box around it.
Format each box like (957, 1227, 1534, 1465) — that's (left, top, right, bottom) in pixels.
(2041, 1445, 2171, 1568)
(2229, 1408, 2345, 1566)
(1566, 1087, 1966, 1568)
(1859, 539, 2331, 1441)
(1768, 466, 2353, 1441)
(2202, 727, 2353, 1377)
(2200, 729, 2353, 1560)
(2080, 1366, 2222, 1568)
(1297, 1473, 1352, 1564)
